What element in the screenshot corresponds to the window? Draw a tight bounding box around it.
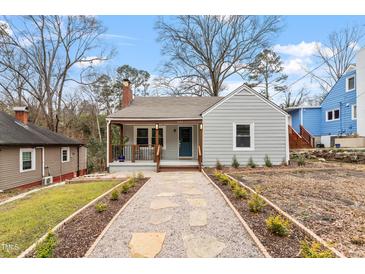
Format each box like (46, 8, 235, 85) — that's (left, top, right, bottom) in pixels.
(136, 128, 149, 145)
(346, 76, 355, 91)
(151, 128, 164, 147)
(20, 148, 35, 172)
(61, 147, 70, 163)
(326, 109, 340, 121)
(352, 105, 357, 120)
(233, 123, 254, 150)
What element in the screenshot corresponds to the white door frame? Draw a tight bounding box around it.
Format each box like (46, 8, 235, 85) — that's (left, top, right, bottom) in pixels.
(177, 125, 193, 158)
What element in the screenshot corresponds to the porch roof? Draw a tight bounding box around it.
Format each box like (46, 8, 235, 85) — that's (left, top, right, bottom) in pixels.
(107, 96, 222, 120)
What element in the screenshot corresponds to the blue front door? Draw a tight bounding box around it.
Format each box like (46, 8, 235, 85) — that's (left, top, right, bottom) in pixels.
(179, 127, 192, 157)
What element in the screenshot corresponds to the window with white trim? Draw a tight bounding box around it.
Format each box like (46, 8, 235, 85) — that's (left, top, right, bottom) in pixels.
(326, 109, 340, 121)
(134, 126, 166, 148)
(352, 104, 357, 120)
(346, 76, 355, 92)
(20, 148, 35, 172)
(61, 147, 70, 163)
(233, 123, 254, 150)
(136, 128, 149, 145)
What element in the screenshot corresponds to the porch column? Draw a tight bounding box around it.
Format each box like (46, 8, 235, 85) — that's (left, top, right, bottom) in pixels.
(108, 121, 112, 164)
(154, 123, 159, 162)
(199, 123, 203, 159)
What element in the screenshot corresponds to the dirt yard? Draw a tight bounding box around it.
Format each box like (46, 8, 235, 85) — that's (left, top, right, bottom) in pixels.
(229, 162, 365, 258)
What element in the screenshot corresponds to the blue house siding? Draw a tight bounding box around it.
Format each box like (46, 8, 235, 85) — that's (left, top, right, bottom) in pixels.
(303, 108, 321, 136)
(289, 109, 301, 133)
(320, 70, 357, 136)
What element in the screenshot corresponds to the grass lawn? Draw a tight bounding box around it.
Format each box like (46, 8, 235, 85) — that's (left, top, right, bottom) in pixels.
(0, 181, 120, 257)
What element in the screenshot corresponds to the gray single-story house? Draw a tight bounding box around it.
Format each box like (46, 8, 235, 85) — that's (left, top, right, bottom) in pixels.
(106, 80, 289, 172)
(0, 107, 87, 191)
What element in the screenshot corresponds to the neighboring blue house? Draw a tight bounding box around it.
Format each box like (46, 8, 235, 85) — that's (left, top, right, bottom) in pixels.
(287, 66, 359, 147)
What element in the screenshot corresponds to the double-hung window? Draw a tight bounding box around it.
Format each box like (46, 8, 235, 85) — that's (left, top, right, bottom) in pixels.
(326, 109, 340, 121)
(346, 76, 355, 92)
(135, 126, 166, 148)
(61, 147, 70, 163)
(233, 123, 254, 150)
(20, 148, 35, 172)
(136, 128, 149, 145)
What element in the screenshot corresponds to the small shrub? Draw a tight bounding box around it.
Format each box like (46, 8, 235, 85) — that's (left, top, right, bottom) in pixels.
(137, 172, 144, 180)
(264, 155, 272, 167)
(266, 215, 291, 236)
(300, 241, 335, 258)
(247, 157, 257, 168)
(35, 232, 57, 258)
(110, 190, 119, 201)
(95, 202, 108, 213)
(228, 179, 239, 190)
(215, 160, 223, 170)
(121, 183, 131, 194)
(231, 155, 240, 169)
(248, 192, 266, 213)
(233, 186, 248, 199)
(297, 155, 306, 166)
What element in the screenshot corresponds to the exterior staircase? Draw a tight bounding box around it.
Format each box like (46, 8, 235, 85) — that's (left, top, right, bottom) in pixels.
(288, 125, 315, 149)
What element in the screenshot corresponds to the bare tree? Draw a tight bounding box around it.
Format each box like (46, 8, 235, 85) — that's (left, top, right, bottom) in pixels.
(155, 16, 281, 96)
(246, 49, 287, 99)
(312, 25, 364, 91)
(0, 16, 112, 132)
(281, 87, 309, 108)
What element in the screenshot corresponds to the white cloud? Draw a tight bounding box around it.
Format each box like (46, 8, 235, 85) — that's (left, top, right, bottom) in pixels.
(101, 33, 137, 40)
(76, 56, 105, 68)
(282, 58, 308, 75)
(273, 41, 321, 58)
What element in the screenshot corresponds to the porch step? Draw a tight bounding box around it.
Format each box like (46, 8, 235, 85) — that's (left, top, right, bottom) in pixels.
(159, 165, 200, 172)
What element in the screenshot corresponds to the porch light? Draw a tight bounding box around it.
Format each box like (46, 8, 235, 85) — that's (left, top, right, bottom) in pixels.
(199, 124, 203, 130)
(155, 123, 159, 130)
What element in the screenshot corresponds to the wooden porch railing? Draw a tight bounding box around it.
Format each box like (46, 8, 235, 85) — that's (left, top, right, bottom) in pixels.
(288, 125, 314, 149)
(300, 125, 315, 148)
(198, 144, 202, 171)
(156, 145, 161, 172)
(111, 144, 156, 162)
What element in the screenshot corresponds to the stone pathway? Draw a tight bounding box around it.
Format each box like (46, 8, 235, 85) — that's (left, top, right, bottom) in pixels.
(89, 172, 264, 258)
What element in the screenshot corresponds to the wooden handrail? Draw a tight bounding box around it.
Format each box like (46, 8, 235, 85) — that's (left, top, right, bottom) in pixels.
(156, 145, 161, 172)
(198, 145, 202, 171)
(300, 125, 315, 148)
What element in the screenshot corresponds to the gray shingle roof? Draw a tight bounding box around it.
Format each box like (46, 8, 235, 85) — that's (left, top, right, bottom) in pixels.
(0, 111, 83, 146)
(108, 96, 223, 119)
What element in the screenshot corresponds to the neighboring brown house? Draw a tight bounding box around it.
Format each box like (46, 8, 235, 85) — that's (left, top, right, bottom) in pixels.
(0, 107, 87, 191)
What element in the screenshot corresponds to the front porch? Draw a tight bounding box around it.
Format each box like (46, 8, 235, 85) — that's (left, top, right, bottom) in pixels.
(107, 119, 203, 172)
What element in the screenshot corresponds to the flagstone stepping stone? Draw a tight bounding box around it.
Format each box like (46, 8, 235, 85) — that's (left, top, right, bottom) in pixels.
(150, 198, 179, 209)
(149, 213, 173, 225)
(129, 232, 166, 258)
(189, 210, 207, 226)
(182, 188, 202, 195)
(187, 198, 207, 207)
(156, 192, 176, 197)
(182, 234, 226, 258)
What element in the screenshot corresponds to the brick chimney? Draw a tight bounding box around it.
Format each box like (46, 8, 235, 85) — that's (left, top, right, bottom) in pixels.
(121, 79, 133, 108)
(13, 106, 29, 125)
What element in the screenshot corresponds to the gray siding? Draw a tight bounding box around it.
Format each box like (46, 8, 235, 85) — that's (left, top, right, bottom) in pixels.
(0, 145, 87, 190)
(202, 89, 288, 167)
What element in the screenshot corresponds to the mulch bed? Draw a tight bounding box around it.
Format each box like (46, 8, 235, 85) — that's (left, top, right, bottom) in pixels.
(27, 178, 149, 258)
(208, 174, 313, 258)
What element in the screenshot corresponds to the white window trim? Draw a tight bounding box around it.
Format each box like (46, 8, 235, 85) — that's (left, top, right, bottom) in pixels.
(19, 148, 36, 173)
(233, 122, 255, 151)
(346, 76, 356, 92)
(325, 109, 340, 122)
(133, 126, 166, 149)
(61, 147, 70, 163)
(352, 104, 357, 120)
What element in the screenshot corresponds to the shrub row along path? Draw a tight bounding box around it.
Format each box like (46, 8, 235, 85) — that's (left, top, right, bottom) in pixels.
(89, 171, 263, 258)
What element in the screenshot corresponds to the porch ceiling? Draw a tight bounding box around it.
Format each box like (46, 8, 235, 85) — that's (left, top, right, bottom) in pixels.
(109, 119, 202, 125)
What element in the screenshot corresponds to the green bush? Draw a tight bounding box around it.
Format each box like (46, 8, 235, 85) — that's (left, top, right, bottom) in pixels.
(247, 157, 257, 168)
(297, 155, 306, 166)
(231, 155, 240, 168)
(232, 186, 248, 199)
(300, 241, 335, 258)
(128, 176, 136, 188)
(35, 232, 57, 258)
(228, 179, 239, 190)
(95, 202, 108, 213)
(266, 215, 291, 236)
(248, 192, 266, 213)
(121, 182, 131, 194)
(264, 155, 273, 167)
(110, 190, 119, 201)
(215, 160, 223, 170)
(214, 171, 230, 185)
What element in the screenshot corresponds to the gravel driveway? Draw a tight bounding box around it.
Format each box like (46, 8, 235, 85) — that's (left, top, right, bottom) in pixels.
(88, 171, 263, 258)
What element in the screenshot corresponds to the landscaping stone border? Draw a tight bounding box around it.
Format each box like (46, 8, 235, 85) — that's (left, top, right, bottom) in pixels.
(225, 173, 346, 258)
(201, 170, 271, 258)
(17, 178, 129, 258)
(84, 177, 152, 257)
